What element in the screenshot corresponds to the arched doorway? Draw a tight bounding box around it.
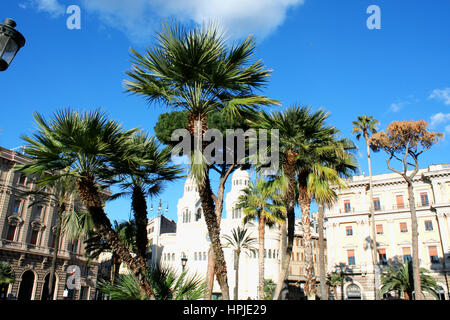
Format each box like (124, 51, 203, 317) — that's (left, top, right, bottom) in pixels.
(18, 270, 35, 300)
(346, 283, 362, 300)
(41, 274, 57, 300)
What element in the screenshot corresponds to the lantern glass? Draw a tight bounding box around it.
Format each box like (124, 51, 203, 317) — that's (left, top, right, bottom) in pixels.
(0, 36, 19, 65)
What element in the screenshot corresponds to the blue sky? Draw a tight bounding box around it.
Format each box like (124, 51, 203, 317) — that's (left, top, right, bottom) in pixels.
(1, 0, 449, 223)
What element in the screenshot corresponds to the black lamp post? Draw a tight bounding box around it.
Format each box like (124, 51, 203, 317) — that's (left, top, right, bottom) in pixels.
(0, 18, 26, 71)
(181, 252, 188, 272)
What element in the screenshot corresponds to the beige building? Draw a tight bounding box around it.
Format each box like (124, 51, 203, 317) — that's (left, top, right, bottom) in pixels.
(0, 146, 98, 300)
(324, 163, 450, 300)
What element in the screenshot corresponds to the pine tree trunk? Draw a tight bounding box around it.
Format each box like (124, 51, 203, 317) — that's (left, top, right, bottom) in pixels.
(406, 179, 423, 300)
(366, 138, 380, 300)
(318, 204, 327, 300)
(76, 177, 153, 298)
(131, 185, 149, 268)
(258, 216, 266, 300)
(47, 203, 65, 300)
(299, 185, 315, 300)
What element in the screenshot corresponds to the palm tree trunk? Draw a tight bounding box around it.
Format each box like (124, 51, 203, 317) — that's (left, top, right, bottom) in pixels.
(318, 204, 327, 300)
(131, 185, 149, 267)
(258, 216, 266, 300)
(234, 250, 240, 300)
(366, 138, 380, 300)
(47, 203, 65, 300)
(76, 177, 153, 298)
(273, 157, 296, 300)
(406, 179, 423, 300)
(299, 185, 316, 300)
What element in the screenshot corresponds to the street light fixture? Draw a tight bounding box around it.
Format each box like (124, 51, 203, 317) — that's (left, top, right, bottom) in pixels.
(0, 18, 26, 71)
(181, 252, 188, 271)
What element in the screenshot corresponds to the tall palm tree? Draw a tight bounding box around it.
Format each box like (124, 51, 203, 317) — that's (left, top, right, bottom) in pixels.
(222, 226, 257, 299)
(110, 134, 182, 268)
(352, 115, 380, 300)
(124, 22, 277, 299)
(237, 179, 285, 299)
(381, 260, 440, 300)
(313, 139, 358, 300)
(18, 109, 172, 297)
(248, 106, 306, 300)
(290, 107, 353, 299)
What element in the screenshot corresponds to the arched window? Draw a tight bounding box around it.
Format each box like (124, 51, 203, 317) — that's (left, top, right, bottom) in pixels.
(268, 249, 272, 259)
(346, 284, 362, 300)
(232, 207, 242, 219)
(183, 208, 191, 223)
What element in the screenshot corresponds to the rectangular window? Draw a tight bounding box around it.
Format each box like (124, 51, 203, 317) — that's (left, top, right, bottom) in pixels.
(376, 224, 383, 235)
(35, 206, 44, 219)
(6, 225, 17, 241)
(194, 252, 197, 261)
(296, 252, 299, 261)
(424, 220, 433, 231)
(420, 192, 429, 206)
(346, 226, 353, 236)
(400, 222, 408, 233)
(373, 198, 381, 211)
(80, 286, 89, 300)
(396, 195, 405, 209)
(378, 248, 387, 265)
(402, 247, 412, 262)
(347, 250, 355, 265)
(344, 200, 351, 213)
(70, 240, 79, 253)
(429, 246, 439, 264)
(29, 230, 39, 245)
(12, 200, 21, 213)
(18, 174, 27, 185)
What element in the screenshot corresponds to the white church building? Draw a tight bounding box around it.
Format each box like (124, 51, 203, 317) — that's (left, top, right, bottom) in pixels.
(148, 169, 283, 299)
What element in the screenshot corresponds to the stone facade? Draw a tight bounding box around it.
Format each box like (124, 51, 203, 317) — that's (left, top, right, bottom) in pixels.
(0, 146, 98, 300)
(324, 163, 450, 300)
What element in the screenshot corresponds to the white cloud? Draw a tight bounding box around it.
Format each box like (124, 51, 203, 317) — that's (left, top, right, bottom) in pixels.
(390, 101, 410, 113)
(429, 88, 450, 105)
(430, 112, 450, 127)
(29, 0, 65, 17)
(25, 0, 304, 42)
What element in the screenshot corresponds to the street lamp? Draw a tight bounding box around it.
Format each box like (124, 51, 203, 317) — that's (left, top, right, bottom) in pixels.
(0, 18, 26, 71)
(181, 252, 188, 271)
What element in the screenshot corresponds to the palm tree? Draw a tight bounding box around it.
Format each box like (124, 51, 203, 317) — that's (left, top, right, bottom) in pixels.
(109, 134, 182, 268)
(98, 265, 207, 300)
(381, 260, 440, 300)
(124, 22, 277, 299)
(18, 109, 173, 297)
(237, 179, 285, 299)
(222, 226, 257, 299)
(326, 272, 345, 300)
(288, 107, 353, 299)
(352, 115, 380, 299)
(313, 139, 358, 300)
(248, 106, 306, 300)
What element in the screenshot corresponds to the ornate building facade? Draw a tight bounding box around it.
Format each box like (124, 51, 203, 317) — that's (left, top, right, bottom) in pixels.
(0, 146, 98, 300)
(324, 163, 450, 300)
